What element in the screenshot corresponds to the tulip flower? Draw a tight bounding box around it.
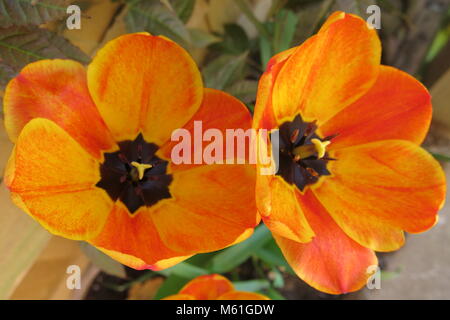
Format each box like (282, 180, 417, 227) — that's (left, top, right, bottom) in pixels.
(3, 33, 259, 270)
(163, 274, 269, 300)
(253, 11, 446, 294)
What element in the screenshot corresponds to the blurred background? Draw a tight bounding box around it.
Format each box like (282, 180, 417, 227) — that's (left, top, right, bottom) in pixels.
(0, 0, 450, 300)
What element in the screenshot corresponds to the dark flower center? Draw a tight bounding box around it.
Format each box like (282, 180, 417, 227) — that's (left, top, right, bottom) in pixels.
(273, 114, 336, 192)
(96, 133, 172, 214)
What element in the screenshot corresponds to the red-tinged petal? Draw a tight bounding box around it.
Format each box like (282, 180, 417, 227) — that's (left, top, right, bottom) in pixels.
(314, 140, 446, 252)
(318, 11, 346, 32)
(152, 164, 259, 253)
(179, 274, 234, 300)
(5, 118, 112, 239)
(217, 291, 270, 300)
(96, 246, 192, 271)
(159, 88, 253, 171)
(253, 48, 293, 131)
(3, 59, 115, 159)
(320, 66, 432, 149)
(163, 294, 195, 300)
(87, 33, 203, 144)
(256, 175, 314, 243)
(89, 202, 190, 269)
(274, 190, 378, 295)
(272, 13, 381, 124)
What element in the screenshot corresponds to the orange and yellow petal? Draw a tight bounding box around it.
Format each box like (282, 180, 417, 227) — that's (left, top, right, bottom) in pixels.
(253, 47, 295, 131)
(314, 140, 446, 252)
(3, 59, 115, 159)
(217, 291, 270, 300)
(89, 202, 189, 269)
(256, 175, 314, 243)
(87, 33, 203, 144)
(151, 164, 258, 253)
(178, 274, 234, 300)
(159, 88, 253, 170)
(274, 190, 378, 295)
(320, 66, 432, 149)
(272, 12, 381, 124)
(5, 118, 112, 239)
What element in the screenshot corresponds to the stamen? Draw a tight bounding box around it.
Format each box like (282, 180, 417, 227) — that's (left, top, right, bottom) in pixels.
(311, 138, 330, 159)
(131, 161, 152, 180)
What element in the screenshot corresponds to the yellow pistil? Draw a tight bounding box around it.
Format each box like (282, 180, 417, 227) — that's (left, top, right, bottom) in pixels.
(131, 161, 152, 180)
(311, 138, 330, 159)
(292, 138, 330, 160)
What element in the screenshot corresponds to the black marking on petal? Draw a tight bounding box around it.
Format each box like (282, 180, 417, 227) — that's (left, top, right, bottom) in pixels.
(96, 133, 172, 214)
(272, 114, 337, 191)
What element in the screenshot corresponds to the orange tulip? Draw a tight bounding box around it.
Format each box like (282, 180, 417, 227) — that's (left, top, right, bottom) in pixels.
(163, 274, 269, 300)
(3, 33, 259, 270)
(253, 11, 446, 294)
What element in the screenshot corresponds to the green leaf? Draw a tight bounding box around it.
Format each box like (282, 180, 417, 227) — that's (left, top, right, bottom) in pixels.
(170, 0, 195, 23)
(233, 279, 270, 292)
(0, 26, 89, 85)
(202, 52, 248, 90)
(266, 287, 286, 300)
(255, 239, 294, 273)
(154, 274, 189, 300)
(158, 262, 208, 279)
(188, 28, 220, 48)
(0, 0, 72, 28)
(272, 9, 298, 54)
(209, 224, 272, 273)
(226, 79, 258, 104)
(213, 23, 249, 54)
(259, 35, 272, 68)
(125, 0, 190, 47)
(431, 152, 450, 162)
(79, 242, 127, 279)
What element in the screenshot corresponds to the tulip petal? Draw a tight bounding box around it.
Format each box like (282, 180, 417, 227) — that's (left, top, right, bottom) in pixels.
(96, 245, 192, 271)
(314, 140, 446, 252)
(4, 118, 113, 239)
(274, 190, 378, 295)
(253, 48, 294, 131)
(320, 66, 432, 149)
(159, 88, 253, 171)
(3, 59, 115, 159)
(179, 274, 234, 300)
(217, 291, 270, 300)
(89, 202, 189, 269)
(152, 164, 259, 253)
(272, 13, 381, 124)
(256, 175, 314, 243)
(87, 33, 203, 144)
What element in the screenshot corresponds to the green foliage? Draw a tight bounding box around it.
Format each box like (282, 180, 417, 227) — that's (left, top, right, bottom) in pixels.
(0, 26, 89, 85)
(170, 0, 195, 24)
(209, 224, 272, 274)
(188, 28, 220, 48)
(431, 152, 450, 162)
(202, 52, 248, 90)
(212, 23, 250, 54)
(124, 0, 191, 47)
(154, 274, 189, 300)
(226, 79, 258, 104)
(272, 9, 298, 54)
(0, 0, 72, 28)
(233, 279, 271, 292)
